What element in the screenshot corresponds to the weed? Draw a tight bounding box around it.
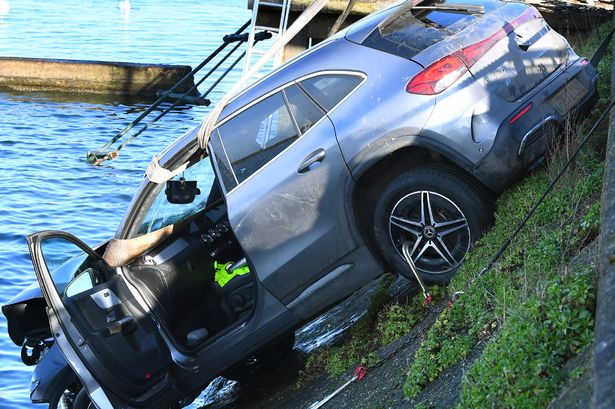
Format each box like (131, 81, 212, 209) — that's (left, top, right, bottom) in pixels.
(296, 277, 445, 386)
(457, 265, 596, 408)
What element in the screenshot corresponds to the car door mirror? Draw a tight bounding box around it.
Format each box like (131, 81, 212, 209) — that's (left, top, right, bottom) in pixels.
(165, 177, 201, 204)
(40, 236, 102, 298)
(64, 269, 96, 298)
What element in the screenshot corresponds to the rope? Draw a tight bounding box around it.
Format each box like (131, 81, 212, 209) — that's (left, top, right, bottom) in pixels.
(477, 25, 614, 279)
(477, 98, 615, 280)
(328, 0, 357, 37)
(402, 241, 432, 305)
(196, 0, 330, 151)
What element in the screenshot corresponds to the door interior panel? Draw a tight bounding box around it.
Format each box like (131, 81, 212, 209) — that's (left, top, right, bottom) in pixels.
(63, 274, 171, 398)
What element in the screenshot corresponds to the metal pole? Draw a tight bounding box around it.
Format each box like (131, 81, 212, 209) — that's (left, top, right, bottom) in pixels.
(87, 19, 251, 162)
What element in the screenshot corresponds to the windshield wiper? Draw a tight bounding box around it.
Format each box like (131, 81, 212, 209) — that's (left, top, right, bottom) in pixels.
(411, 3, 484, 14)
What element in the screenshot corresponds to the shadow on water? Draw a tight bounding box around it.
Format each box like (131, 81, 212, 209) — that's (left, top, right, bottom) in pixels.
(0, 87, 149, 106)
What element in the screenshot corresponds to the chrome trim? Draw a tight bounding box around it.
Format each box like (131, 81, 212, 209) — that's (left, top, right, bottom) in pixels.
(230, 38, 338, 103)
(518, 115, 557, 156)
(287, 263, 353, 309)
(214, 70, 367, 129)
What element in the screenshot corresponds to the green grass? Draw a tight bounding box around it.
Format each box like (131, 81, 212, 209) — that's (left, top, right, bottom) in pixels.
(296, 275, 446, 387)
(403, 22, 612, 404)
(458, 263, 596, 408)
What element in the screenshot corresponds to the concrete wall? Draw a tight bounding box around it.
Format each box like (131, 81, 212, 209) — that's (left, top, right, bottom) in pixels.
(0, 57, 195, 98)
(593, 12, 615, 409)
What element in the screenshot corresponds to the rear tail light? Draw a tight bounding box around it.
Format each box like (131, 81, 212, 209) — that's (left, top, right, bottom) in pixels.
(407, 7, 540, 95)
(406, 55, 467, 95)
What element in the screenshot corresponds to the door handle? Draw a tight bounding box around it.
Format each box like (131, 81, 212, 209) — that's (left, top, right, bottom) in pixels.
(297, 149, 326, 173)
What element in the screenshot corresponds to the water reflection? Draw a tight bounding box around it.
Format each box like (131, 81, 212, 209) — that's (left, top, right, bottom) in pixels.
(119, 0, 130, 23)
(0, 1, 250, 408)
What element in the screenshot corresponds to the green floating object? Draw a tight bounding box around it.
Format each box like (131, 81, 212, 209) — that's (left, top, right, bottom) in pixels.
(214, 261, 250, 288)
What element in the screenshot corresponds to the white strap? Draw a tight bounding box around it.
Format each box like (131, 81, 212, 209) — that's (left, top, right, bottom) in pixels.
(197, 0, 330, 150)
(308, 376, 356, 409)
(145, 155, 188, 184)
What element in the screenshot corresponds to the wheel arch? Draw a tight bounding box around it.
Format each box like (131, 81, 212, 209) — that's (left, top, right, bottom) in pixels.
(349, 142, 494, 264)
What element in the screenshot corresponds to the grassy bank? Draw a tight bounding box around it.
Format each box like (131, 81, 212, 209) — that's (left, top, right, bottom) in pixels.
(404, 23, 612, 406)
(296, 275, 446, 387)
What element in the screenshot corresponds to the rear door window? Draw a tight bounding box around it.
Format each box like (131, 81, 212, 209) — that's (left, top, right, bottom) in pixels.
(298, 74, 363, 111)
(216, 85, 325, 188)
(284, 84, 326, 133)
(362, 0, 502, 60)
(218, 91, 297, 184)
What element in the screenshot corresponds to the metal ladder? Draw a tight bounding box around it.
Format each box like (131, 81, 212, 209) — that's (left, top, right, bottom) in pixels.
(243, 0, 291, 78)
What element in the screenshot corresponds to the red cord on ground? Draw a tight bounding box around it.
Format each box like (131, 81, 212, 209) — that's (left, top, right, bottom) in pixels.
(354, 365, 367, 381)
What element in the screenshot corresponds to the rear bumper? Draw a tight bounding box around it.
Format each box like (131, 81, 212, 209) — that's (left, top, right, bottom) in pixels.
(470, 58, 598, 193)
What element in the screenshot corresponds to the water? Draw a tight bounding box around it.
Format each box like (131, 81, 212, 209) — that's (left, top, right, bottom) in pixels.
(0, 1, 252, 407)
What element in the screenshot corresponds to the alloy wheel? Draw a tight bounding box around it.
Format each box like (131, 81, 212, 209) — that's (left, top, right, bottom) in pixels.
(388, 190, 471, 275)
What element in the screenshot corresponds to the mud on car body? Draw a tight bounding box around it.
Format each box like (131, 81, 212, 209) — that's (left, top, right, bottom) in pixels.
(3, 0, 597, 407)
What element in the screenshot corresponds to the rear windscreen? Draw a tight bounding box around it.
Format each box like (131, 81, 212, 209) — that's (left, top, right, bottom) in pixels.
(362, 0, 502, 60)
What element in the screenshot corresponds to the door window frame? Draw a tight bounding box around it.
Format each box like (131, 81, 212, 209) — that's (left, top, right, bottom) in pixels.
(209, 70, 367, 196)
(27, 230, 117, 409)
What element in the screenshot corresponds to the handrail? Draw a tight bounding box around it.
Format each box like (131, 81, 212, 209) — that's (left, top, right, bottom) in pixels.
(86, 19, 252, 164)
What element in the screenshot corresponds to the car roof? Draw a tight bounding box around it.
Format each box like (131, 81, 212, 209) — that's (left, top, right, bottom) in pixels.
(157, 0, 519, 166)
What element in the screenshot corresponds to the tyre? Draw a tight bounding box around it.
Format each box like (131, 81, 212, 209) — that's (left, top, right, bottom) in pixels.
(372, 165, 493, 283)
(48, 375, 90, 409)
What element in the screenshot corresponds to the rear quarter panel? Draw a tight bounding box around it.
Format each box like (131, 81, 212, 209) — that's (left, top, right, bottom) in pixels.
(328, 42, 436, 175)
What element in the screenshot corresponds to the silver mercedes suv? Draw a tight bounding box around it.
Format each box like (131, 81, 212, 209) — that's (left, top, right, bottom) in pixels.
(6, 0, 597, 407)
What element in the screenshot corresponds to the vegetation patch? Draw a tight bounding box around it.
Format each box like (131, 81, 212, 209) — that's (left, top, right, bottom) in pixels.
(458, 263, 596, 408)
(403, 23, 611, 403)
(296, 275, 445, 387)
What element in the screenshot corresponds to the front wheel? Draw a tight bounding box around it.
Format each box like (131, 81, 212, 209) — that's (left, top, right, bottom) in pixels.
(222, 332, 296, 383)
(372, 165, 493, 283)
(48, 375, 91, 409)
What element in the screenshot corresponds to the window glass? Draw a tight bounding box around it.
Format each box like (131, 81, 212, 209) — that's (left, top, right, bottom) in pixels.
(217, 92, 299, 184)
(284, 85, 325, 134)
(135, 155, 216, 236)
(299, 74, 363, 111)
(361, 0, 505, 60)
(210, 129, 237, 191)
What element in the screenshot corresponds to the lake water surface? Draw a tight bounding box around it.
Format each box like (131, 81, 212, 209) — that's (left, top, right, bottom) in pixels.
(0, 1, 252, 407)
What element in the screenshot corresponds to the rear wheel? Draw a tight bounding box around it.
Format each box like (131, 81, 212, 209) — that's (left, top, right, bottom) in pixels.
(372, 165, 493, 283)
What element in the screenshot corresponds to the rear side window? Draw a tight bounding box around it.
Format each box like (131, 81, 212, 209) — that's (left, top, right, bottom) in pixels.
(299, 74, 363, 111)
(362, 0, 502, 60)
(215, 85, 325, 188)
(284, 84, 325, 133)
(217, 91, 297, 184)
